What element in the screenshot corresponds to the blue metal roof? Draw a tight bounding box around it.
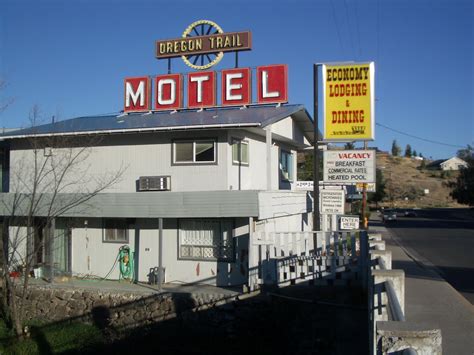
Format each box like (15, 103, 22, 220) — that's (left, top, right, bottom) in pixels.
(1, 104, 313, 139)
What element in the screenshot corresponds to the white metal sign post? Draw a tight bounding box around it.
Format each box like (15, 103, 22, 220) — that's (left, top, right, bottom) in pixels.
(323, 149, 376, 183)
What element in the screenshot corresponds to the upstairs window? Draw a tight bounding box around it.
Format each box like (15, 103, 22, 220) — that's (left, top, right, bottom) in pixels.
(103, 219, 129, 243)
(280, 150, 294, 181)
(174, 139, 216, 164)
(232, 139, 249, 165)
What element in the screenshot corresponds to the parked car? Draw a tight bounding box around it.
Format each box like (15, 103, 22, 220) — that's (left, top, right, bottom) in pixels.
(382, 209, 397, 222)
(404, 209, 417, 217)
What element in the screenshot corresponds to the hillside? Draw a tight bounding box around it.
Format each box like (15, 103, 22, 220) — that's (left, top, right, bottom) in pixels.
(376, 153, 465, 208)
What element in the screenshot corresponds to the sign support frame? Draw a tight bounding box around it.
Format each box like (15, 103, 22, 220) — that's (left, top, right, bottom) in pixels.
(313, 64, 321, 236)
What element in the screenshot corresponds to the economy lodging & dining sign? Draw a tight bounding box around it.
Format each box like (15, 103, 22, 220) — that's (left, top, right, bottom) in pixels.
(322, 62, 375, 141)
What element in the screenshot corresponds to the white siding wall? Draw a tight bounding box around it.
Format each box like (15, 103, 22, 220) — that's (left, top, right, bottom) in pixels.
(271, 117, 305, 144)
(8, 225, 27, 268)
(9, 122, 305, 195)
(70, 217, 248, 286)
(227, 130, 267, 191)
(254, 213, 311, 234)
(71, 218, 136, 279)
(9, 130, 229, 194)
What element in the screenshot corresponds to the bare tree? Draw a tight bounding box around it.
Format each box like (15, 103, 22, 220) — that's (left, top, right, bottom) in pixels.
(0, 105, 125, 337)
(0, 79, 14, 113)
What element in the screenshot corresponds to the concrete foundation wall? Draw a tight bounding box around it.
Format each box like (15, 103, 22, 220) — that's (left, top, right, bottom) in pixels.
(19, 286, 236, 329)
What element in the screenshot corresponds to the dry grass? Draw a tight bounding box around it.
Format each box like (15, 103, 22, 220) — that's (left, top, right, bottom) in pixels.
(377, 154, 465, 208)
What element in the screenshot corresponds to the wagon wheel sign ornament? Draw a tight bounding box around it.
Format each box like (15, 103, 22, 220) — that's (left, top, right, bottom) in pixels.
(181, 20, 224, 70)
(155, 20, 252, 70)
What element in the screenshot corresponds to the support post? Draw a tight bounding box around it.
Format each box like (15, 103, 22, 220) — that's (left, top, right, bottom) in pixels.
(266, 125, 272, 190)
(158, 218, 163, 291)
(47, 218, 55, 283)
(361, 141, 368, 228)
(313, 64, 321, 237)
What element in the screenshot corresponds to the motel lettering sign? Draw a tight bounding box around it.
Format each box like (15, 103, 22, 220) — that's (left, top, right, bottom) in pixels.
(123, 65, 288, 112)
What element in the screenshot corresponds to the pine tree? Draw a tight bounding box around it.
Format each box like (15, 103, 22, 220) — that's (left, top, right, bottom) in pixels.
(404, 144, 412, 157)
(344, 142, 355, 150)
(413, 150, 417, 157)
(391, 140, 401, 156)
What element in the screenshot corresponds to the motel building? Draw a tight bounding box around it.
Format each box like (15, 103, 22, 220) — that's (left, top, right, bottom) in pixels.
(0, 22, 317, 290)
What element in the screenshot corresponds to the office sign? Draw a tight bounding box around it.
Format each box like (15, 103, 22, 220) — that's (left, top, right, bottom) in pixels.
(320, 190, 345, 214)
(339, 215, 359, 230)
(322, 62, 375, 141)
(323, 149, 376, 183)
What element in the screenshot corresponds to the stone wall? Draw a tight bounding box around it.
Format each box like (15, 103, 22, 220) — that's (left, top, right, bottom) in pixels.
(20, 285, 239, 330)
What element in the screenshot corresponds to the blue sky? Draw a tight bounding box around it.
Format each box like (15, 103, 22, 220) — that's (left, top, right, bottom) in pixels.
(1, 0, 472, 159)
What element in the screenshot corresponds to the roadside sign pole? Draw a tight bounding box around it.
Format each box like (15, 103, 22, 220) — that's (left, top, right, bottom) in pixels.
(361, 141, 368, 228)
(313, 64, 321, 235)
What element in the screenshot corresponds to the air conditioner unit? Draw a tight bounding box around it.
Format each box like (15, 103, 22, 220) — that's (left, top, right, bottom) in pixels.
(138, 176, 171, 191)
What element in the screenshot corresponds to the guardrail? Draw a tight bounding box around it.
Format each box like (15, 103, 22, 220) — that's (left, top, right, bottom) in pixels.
(368, 233, 442, 355)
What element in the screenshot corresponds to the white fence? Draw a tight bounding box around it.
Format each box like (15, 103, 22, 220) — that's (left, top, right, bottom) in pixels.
(249, 230, 363, 289)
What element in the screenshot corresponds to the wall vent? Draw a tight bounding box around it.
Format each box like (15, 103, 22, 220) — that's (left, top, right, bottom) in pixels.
(138, 176, 171, 191)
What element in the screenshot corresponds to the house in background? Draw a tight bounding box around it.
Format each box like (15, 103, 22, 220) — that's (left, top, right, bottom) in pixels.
(426, 157, 468, 171)
(0, 104, 316, 289)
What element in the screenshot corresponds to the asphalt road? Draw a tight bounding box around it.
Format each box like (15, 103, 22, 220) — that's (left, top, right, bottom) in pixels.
(383, 208, 474, 304)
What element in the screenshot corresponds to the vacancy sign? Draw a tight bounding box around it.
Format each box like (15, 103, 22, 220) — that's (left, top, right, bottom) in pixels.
(324, 149, 375, 183)
(320, 190, 345, 214)
(322, 62, 375, 141)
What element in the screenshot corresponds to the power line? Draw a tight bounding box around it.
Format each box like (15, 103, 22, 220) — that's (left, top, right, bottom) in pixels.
(376, 122, 465, 149)
(330, 0, 345, 56)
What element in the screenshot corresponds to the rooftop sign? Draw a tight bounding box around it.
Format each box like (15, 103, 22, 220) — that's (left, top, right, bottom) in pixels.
(322, 62, 375, 141)
(123, 65, 288, 113)
(156, 20, 252, 70)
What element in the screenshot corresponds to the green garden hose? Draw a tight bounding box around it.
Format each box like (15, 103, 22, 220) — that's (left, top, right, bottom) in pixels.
(119, 245, 134, 282)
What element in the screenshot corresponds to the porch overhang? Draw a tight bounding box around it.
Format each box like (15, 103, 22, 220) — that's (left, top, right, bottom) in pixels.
(0, 190, 312, 220)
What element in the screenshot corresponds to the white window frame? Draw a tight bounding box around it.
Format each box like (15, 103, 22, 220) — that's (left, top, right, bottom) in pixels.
(178, 219, 234, 262)
(280, 149, 294, 182)
(231, 139, 249, 166)
(103, 219, 129, 243)
(173, 139, 217, 164)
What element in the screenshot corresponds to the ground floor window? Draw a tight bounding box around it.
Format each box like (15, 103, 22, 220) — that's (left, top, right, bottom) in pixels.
(103, 219, 129, 243)
(179, 219, 234, 261)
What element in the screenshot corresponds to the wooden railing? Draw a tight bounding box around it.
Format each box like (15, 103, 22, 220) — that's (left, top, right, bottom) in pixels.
(249, 230, 364, 288)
